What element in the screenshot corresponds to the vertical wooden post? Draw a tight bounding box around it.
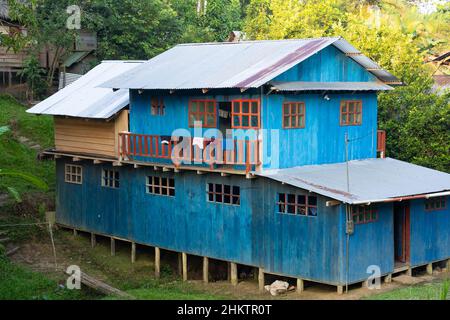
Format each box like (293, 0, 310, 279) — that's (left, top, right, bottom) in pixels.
(90, 233, 96, 248)
(203, 257, 209, 284)
(182, 252, 188, 281)
(110, 238, 115, 256)
(131, 242, 136, 264)
(155, 247, 161, 279)
(384, 274, 392, 283)
(297, 279, 304, 293)
(73, 229, 78, 237)
(258, 268, 265, 293)
(337, 285, 344, 295)
(230, 262, 238, 286)
(446, 259, 450, 272)
(426, 263, 433, 275)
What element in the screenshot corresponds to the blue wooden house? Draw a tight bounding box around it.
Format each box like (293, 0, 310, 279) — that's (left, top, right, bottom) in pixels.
(28, 37, 450, 294)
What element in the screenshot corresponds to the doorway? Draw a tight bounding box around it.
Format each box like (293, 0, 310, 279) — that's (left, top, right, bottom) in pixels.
(218, 102, 232, 138)
(394, 202, 410, 266)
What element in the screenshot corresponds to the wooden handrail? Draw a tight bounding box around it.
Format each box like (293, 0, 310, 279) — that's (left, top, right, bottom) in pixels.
(118, 132, 262, 173)
(377, 130, 386, 158)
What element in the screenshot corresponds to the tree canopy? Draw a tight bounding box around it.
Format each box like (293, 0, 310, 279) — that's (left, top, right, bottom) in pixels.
(2, 0, 449, 171)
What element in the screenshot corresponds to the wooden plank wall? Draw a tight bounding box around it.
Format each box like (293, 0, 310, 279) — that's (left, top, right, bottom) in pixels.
(54, 111, 128, 158)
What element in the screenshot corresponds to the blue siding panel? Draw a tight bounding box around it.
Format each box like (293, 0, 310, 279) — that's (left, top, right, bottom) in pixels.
(273, 46, 376, 83)
(345, 203, 394, 283)
(410, 198, 450, 266)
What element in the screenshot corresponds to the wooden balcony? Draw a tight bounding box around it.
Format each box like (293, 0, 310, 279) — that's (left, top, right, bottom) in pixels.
(118, 132, 262, 173)
(377, 130, 386, 158)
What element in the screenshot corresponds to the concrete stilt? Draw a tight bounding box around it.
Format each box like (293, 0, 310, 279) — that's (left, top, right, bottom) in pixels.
(406, 267, 413, 277)
(155, 247, 160, 279)
(182, 252, 188, 281)
(203, 257, 209, 284)
(73, 229, 78, 237)
(258, 268, 265, 293)
(426, 263, 433, 275)
(297, 279, 304, 293)
(90, 233, 96, 248)
(337, 285, 344, 295)
(230, 262, 238, 286)
(131, 242, 136, 264)
(110, 238, 115, 256)
(384, 274, 392, 283)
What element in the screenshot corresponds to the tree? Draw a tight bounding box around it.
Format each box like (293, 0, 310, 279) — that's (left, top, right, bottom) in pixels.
(243, 0, 450, 171)
(83, 0, 182, 60)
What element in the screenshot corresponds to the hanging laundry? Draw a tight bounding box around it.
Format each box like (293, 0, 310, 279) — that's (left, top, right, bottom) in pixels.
(161, 135, 171, 145)
(192, 137, 204, 149)
(219, 109, 230, 118)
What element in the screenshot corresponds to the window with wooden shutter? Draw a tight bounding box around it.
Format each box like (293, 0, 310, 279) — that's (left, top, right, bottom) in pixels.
(188, 99, 216, 127)
(231, 99, 260, 129)
(151, 97, 165, 116)
(340, 100, 362, 126)
(282, 102, 305, 128)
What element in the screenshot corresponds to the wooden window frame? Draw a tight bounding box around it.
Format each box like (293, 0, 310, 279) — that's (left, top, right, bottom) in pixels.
(188, 99, 217, 128)
(101, 169, 119, 189)
(282, 102, 305, 129)
(351, 205, 378, 224)
(277, 193, 317, 217)
(231, 99, 261, 129)
(64, 164, 83, 184)
(207, 183, 240, 206)
(425, 196, 447, 212)
(146, 175, 175, 197)
(151, 97, 165, 116)
(340, 100, 362, 126)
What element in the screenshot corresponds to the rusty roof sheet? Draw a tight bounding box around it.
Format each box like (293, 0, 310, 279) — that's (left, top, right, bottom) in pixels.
(255, 158, 450, 204)
(100, 37, 400, 90)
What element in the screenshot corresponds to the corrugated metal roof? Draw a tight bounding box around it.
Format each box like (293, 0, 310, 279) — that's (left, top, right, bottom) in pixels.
(255, 158, 450, 204)
(100, 37, 400, 90)
(58, 72, 82, 90)
(270, 81, 393, 92)
(27, 61, 144, 119)
(63, 51, 92, 68)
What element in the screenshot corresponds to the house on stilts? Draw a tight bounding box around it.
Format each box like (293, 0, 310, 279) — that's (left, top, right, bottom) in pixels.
(28, 37, 450, 294)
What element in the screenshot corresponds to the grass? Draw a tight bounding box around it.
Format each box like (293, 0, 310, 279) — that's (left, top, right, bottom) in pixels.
(0, 94, 54, 195)
(0, 255, 90, 300)
(368, 279, 450, 300)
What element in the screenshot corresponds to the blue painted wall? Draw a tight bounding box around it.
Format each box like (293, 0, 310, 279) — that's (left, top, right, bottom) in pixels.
(273, 45, 377, 82)
(409, 197, 450, 266)
(128, 44, 381, 169)
(56, 159, 350, 284)
(345, 203, 394, 283)
(262, 92, 378, 169)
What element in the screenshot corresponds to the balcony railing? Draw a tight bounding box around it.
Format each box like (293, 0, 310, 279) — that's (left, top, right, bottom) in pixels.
(377, 130, 386, 158)
(118, 132, 261, 173)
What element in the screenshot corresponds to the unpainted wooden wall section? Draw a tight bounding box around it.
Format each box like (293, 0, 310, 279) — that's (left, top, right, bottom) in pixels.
(54, 110, 128, 158)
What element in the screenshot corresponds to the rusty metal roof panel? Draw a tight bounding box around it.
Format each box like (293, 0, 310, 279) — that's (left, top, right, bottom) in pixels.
(27, 61, 144, 119)
(101, 37, 399, 90)
(255, 158, 450, 204)
(270, 81, 394, 91)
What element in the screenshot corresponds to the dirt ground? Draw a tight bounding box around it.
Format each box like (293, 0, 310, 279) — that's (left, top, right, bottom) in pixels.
(7, 227, 450, 300)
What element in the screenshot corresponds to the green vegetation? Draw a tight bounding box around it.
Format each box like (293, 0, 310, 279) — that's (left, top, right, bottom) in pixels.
(368, 279, 450, 300)
(243, 0, 450, 172)
(0, 256, 86, 300)
(0, 94, 54, 195)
